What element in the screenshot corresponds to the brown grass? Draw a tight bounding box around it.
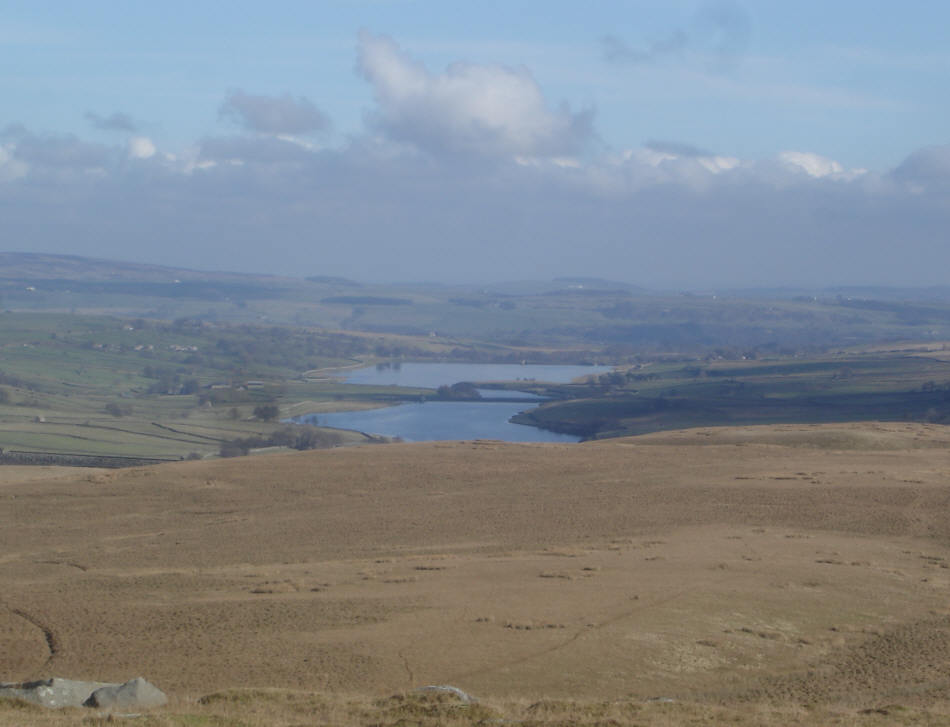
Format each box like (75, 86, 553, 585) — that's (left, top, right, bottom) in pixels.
(2, 690, 950, 726)
(2, 421, 950, 724)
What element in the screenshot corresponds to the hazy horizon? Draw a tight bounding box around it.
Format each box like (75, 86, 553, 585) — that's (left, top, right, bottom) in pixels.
(2, 2, 949, 289)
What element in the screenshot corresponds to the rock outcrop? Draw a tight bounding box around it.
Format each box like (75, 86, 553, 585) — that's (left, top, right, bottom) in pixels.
(84, 677, 168, 709)
(0, 677, 167, 710)
(415, 684, 477, 703)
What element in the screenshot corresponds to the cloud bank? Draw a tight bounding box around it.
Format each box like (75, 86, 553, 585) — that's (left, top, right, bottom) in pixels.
(0, 32, 948, 289)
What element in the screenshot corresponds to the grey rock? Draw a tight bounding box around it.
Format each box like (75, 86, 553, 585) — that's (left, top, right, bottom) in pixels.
(0, 676, 167, 710)
(84, 677, 167, 709)
(415, 684, 477, 703)
(0, 678, 112, 708)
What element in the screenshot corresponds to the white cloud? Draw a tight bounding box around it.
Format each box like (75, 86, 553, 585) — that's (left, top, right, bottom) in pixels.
(631, 147, 677, 167)
(697, 155, 740, 173)
(778, 151, 843, 178)
(600, 145, 743, 194)
(619, 144, 739, 175)
(128, 136, 156, 159)
(0, 144, 28, 182)
(357, 31, 593, 159)
(777, 151, 867, 181)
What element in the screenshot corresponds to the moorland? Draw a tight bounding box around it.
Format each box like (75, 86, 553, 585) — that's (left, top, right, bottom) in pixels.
(3, 424, 950, 725)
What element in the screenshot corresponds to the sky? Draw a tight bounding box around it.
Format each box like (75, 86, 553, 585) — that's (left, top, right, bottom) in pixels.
(1, 0, 949, 289)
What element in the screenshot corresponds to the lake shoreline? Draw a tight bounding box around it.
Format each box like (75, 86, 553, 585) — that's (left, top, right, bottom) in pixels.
(290, 362, 610, 443)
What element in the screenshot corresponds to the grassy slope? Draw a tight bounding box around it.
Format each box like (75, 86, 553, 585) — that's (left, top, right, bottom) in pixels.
(0, 312, 429, 459)
(2, 690, 946, 726)
(516, 349, 950, 438)
(4, 310, 950, 455)
(3, 426, 950, 724)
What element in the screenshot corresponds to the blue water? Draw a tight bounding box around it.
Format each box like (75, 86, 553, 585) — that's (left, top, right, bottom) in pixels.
(306, 401, 580, 443)
(298, 362, 610, 442)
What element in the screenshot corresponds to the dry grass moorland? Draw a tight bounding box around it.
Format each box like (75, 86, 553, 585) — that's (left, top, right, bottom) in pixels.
(3, 422, 950, 725)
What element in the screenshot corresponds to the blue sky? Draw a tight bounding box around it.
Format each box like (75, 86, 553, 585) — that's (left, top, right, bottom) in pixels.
(2, 1, 949, 287)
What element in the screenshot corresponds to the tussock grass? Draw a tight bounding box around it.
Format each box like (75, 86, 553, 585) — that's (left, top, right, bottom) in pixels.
(3, 691, 950, 727)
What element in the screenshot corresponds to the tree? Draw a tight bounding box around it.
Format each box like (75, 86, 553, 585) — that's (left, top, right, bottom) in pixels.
(253, 403, 280, 421)
(104, 402, 131, 417)
(219, 442, 246, 458)
(290, 425, 342, 450)
(435, 382, 481, 400)
(180, 379, 201, 395)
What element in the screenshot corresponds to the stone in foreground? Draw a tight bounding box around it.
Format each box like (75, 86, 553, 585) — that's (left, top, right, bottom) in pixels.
(0, 677, 166, 710)
(84, 677, 168, 709)
(415, 685, 477, 703)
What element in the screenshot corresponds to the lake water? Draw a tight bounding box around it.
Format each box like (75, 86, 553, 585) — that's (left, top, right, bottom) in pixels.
(297, 362, 609, 443)
(311, 401, 582, 443)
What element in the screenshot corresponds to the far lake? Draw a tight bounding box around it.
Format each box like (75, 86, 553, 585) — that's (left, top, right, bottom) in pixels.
(296, 362, 610, 443)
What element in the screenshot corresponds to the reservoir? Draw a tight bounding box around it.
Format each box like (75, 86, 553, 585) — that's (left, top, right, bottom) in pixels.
(298, 362, 609, 443)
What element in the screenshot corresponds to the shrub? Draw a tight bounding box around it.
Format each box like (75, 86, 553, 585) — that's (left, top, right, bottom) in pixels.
(253, 403, 280, 421)
(104, 402, 132, 417)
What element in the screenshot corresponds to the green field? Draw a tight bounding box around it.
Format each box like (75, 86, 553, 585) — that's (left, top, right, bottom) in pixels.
(514, 349, 950, 438)
(4, 314, 950, 458)
(0, 311, 437, 461)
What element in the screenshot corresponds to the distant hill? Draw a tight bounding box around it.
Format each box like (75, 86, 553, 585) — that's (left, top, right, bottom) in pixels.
(306, 275, 361, 287)
(552, 276, 643, 292)
(0, 252, 286, 284)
